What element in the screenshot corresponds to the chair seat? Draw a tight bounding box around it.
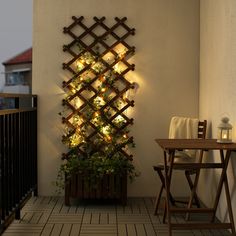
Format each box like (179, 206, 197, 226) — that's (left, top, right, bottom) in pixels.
(153, 155, 199, 171)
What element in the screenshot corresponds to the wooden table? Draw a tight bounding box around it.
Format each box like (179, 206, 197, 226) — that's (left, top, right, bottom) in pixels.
(155, 138, 236, 236)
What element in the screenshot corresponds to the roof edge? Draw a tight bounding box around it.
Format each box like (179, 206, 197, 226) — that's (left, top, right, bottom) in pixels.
(2, 47, 32, 66)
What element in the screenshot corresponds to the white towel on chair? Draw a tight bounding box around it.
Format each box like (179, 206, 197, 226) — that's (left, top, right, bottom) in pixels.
(169, 116, 199, 158)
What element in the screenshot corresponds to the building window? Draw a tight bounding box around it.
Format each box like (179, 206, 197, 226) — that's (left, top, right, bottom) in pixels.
(6, 71, 29, 86)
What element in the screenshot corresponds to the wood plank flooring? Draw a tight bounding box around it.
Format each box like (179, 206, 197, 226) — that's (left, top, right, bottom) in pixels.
(2, 197, 231, 236)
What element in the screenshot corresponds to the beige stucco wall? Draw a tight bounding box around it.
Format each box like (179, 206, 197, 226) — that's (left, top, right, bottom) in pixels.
(199, 0, 236, 223)
(33, 0, 199, 196)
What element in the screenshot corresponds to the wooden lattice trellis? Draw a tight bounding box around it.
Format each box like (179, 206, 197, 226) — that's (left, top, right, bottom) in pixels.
(62, 16, 135, 159)
(61, 16, 135, 204)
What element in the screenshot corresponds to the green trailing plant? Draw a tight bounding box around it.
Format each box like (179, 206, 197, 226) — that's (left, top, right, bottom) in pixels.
(55, 26, 138, 196)
(54, 142, 139, 194)
(55, 150, 140, 193)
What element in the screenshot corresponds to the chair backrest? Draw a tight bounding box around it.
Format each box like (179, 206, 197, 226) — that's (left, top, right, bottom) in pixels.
(197, 120, 207, 139)
(174, 120, 207, 163)
(169, 117, 207, 140)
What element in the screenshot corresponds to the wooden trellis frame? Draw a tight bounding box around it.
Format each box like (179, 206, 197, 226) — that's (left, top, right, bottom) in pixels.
(61, 16, 135, 204)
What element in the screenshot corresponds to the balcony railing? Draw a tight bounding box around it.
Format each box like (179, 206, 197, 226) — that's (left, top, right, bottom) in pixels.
(0, 93, 37, 234)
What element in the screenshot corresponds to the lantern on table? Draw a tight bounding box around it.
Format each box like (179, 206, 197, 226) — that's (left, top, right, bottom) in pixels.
(217, 117, 233, 143)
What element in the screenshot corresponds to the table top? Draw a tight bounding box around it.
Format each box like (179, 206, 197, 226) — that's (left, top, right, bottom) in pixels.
(155, 139, 236, 151)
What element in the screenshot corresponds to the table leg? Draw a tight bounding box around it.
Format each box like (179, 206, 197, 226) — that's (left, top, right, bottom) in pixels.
(185, 150, 204, 220)
(211, 150, 235, 235)
(217, 150, 235, 234)
(185, 168, 201, 220)
(163, 150, 175, 236)
(224, 167, 236, 234)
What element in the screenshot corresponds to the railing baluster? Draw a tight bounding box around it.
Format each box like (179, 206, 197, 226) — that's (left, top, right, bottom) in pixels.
(5, 114, 9, 217)
(0, 115, 5, 221)
(0, 93, 37, 232)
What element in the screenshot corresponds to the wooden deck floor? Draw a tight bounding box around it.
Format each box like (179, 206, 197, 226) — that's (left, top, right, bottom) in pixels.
(2, 197, 231, 236)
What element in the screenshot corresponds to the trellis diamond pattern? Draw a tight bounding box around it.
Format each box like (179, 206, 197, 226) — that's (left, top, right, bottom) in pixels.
(61, 16, 135, 161)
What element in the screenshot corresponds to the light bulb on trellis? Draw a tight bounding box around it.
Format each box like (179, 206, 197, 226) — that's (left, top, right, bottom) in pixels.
(118, 49, 127, 59)
(70, 133, 81, 147)
(84, 52, 94, 64)
(68, 83, 77, 94)
(94, 96, 105, 107)
(113, 63, 120, 73)
(92, 112, 100, 125)
(101, 87, 106, 93)
(101, 125, 111, 135)
(106, 135, 112, 142)
(92, 62, 103, 73)
(75, 97, 82, 109)
(80, 58, 85, 64)
(114, 115, 125, 124)
(70, 88, 76, 94)
(73, 115, 80, 123)
(76, 61, 84, 71)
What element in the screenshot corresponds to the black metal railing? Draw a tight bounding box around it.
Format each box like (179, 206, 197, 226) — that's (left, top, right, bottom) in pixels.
(0, 93, 37, 234)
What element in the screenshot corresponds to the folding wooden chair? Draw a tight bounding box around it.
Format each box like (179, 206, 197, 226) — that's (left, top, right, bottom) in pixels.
(153, 119, 207, 222)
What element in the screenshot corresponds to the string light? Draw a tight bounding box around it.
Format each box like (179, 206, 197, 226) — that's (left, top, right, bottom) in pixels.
(101, 125, 111, 135)
(76, 60, 84, 71)
(64, 43, 134, 148)
(75, 97, 82, 108)
(113, 63, 120, 73)
(101, 87, 106, 93)
(118, 49, 127, 59)
(70, 133, 81, 147)
(60, 18, 137, 195)
(94, 96, 105, 107)
(71, 88, 76, 94)
(114, 115, 125, 123)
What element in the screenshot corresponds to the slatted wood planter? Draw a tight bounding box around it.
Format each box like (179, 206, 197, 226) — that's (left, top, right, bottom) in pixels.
(65, 172, 127, 205)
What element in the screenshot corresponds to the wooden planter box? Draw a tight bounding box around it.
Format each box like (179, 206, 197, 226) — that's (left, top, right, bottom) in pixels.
(64, 172, 127, 206)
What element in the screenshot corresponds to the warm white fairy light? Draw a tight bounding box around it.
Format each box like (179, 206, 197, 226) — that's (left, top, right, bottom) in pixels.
(101, 87, 106, 93)
(101, 125, 111, 135)
(113, 63, 120, 73)
(71, 88, 76, 94)
(114, 115, 125, 123)
(76, 60, 84, 71)
(94, 96, 106, 107)
(70, 133, 81, 147)
(92, 112, 100, 125)
(73, 115, 80, 123)
(74, 97, 82, 109)
(118, 48, 127, 59)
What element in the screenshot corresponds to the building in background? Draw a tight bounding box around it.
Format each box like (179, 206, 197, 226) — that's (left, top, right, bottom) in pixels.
(2, 48, 32, 94)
